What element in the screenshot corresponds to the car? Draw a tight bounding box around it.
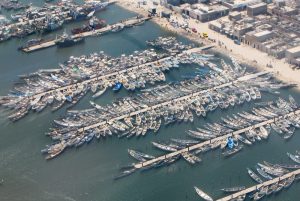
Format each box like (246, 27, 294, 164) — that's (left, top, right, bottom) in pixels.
(234, 39, 241, 45)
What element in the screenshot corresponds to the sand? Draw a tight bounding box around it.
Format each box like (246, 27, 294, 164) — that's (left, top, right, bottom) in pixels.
(116, 0, 300, 90)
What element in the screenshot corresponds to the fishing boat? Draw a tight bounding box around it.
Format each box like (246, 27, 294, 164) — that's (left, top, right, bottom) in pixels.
(222, 145, 243, 157)
(18, 38, 45, 50)
(128, 149, 146, 162)
(111, 23, 124, 32)
(128, 149, 155, 160)
(92, 86, 107, 98)
(220, 186, 245, 193)
(252, 191, 265, 200)
(247, 168, 263, 183)
(257, 163, 287, 176)
(287, 152, 300, 164)
(256, 166, 273, 180)
(55, 32, 84, 48)
(264, 161, 300, 169)
(45, 142, 67, 160)
(181, 152, 201, 164)
(114, 168, 136, 180)
(113, 82, 122, 91)
(236, 135, 252, 145)
(194, 186, 213, 201)
(152, 142, 177, 152)
(71, 17, 106, 35)
(171, 138, 199, 145)
(284, 175, 295, 188)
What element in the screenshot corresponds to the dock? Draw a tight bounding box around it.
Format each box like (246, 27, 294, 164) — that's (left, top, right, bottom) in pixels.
(132, 108, 300, 169)
(21, 16, 152, 53)
(76, 71, 268, 133)
(216, 168, 300, 201)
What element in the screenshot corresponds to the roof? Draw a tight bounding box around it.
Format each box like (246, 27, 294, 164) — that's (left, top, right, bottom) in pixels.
(287, 46, 300, 54)
(254, 30, 272, 37)
(229, 11, 241, 17)
(209, 21, 223, 29)
(248, 2, 267, 9)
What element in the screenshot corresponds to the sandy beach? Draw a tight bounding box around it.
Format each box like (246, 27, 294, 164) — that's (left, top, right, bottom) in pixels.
(116, 0, 300, 90)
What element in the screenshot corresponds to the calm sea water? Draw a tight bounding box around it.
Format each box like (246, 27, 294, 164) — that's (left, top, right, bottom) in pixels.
(0, 1, 299, 201)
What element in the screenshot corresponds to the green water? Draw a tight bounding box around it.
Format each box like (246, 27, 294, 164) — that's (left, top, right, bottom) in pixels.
(0, 1, 299, 201)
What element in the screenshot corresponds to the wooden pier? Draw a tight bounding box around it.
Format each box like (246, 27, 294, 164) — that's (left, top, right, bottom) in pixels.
(132, 109, 300, 169)
(75, 71, 268, 133)
(21, 16, 152, 53)
(216, 168, 300, 201)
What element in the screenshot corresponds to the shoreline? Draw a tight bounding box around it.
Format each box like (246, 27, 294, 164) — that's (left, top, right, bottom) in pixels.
(115, 0, 300, 91)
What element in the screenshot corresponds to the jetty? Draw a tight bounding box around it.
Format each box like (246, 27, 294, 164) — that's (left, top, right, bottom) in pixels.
(21, 16, 152, 53)
(132, 108, 300, 169)
(216, 168, 300, 201)
(76, 71, 267, 133)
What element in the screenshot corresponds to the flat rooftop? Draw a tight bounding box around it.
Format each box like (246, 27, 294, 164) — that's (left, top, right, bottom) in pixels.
(254, 30, 272, 37)
(287, 46, 300, 54)
(248, 2, 267, 8)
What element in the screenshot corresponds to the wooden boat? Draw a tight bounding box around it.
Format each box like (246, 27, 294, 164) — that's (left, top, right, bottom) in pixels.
(194, 186, 213, 201)
(220, 186, 245, 193)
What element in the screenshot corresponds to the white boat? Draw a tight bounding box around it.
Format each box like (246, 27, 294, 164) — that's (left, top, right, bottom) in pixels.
(194, 186, 213, 201)
(92, 86, 107, 98)
(287, 152, 300, 164)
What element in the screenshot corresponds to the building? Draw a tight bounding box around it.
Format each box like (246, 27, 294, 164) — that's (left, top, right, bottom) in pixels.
(229, 11, 242, 21)
(185, 4, 229, 22)
(161, 0, 197, 6)
(222, 0, 256, 11)
(233, 23, 254, 39)
(208, 21, 224, 32)
(247, 2, 267, 16)
(268, 5, 298, 16)
(245, 30, 274, 48)
(286, 46, 300, 65)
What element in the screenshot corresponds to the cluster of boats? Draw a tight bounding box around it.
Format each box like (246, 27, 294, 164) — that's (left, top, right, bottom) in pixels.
(116, 97, 299, 180)
(40, 56, 286, 160)
(0, 38, 200, 121)
(19, 15, 149, 51)
(146, 36, 195, 54)
(245, 160, 299, 200)
(71, 16, 106, 35)
(193, 153, 300, 201)
(0, 0, 110, 42)
(187, 95, 300, 155)
(0, 0, 30, 11)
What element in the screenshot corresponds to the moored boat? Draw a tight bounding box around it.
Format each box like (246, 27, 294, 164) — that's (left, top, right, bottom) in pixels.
(220, 186, 245, 193)
(194, 186, 213, 201)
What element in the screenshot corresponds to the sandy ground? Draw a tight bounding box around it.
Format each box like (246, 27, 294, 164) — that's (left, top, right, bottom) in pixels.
(116, 0, 300, 90)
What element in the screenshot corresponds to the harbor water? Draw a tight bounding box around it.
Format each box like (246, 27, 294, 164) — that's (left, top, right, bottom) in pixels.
(0, 1, 300, 201)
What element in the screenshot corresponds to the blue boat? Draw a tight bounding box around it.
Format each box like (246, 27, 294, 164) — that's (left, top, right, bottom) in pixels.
(85, 133, 95, 143)
(113, 82, 122, 91)
(227, 137, 234, 149)
(65, 95, 73, 102)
